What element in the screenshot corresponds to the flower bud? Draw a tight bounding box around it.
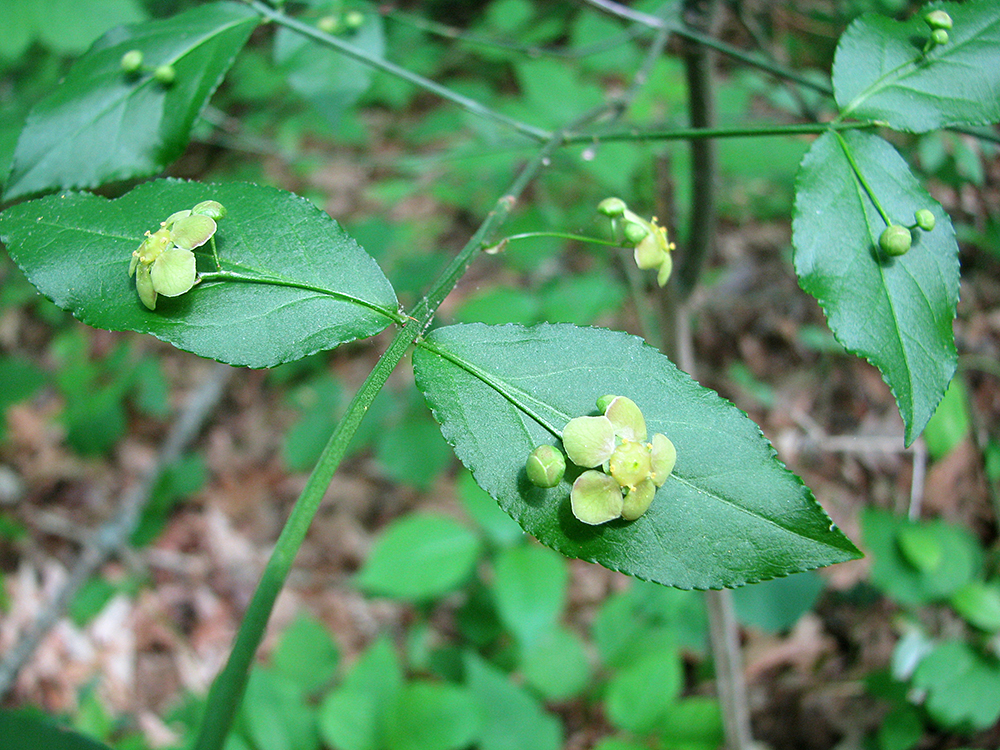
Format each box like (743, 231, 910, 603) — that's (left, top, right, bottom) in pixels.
(120, 49, 144, 73)
(879, 225, 912, 257)
(192, 200, 227, 221)
(931, 29, 949, 46)
(597, 197, 627, 218)
(344, 10, 364, 29)
(924, 10, 953, 30)
(526, 445, 566, 488)
(154, 64, 176, 86)
(914, 209, 935, 232)
(317, 15, 340, 34)
(596, 394, 617, 413)
(623, 221, 650, 246)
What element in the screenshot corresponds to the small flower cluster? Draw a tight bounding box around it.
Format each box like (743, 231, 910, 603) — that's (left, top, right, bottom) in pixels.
(924, 10, 953, 48)
(129, 200, 226, 310)
(598, 198, 675, 287)
(525, 395, 677, 525)
(119, 49, 176, 86)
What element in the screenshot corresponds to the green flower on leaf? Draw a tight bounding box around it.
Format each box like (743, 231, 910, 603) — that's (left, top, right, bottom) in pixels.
(129, 202, 224, 310)
(558, 395, 677, 525)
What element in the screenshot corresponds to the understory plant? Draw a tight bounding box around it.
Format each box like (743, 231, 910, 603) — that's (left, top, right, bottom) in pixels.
(1, 1, 998, 749)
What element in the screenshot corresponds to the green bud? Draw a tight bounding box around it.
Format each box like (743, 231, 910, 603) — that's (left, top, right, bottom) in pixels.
(596, 394, 617, 413)
(931, 28, 949, 46)
(344, 10, 364, 29)
(623, 221, 649, 246)
(879, 225, 912, 257)
(120, 49, 144, 74)
(914, 209, 936, 232)
(924, 10, 953, 30)
(526, 445, 566, 488)
(317, 15, 340, 34)
(192, 200, 227, 221)
(154, 64, 176, 86)
(597, 197, 627, 218)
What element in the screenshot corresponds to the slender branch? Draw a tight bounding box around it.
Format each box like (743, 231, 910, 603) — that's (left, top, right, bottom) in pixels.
(835, 131, 893, 227)
(192, 105, 610, 750)
(247, 0, 551, 142)
(562, 119, 877, 145)
(0, 364, 232, 699)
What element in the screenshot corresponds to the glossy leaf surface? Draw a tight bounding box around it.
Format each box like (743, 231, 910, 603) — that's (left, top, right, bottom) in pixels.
(793, 130, 959, 444)
(834, 1, 1000, 132)
(4, 2, 258, 200)
(413, 323, 861, 590)
(0, 180, 398, 368)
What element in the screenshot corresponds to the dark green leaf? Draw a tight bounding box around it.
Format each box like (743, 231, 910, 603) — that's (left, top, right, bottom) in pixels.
(732, 571, 825, 633)
(383, 682, 481, 750)
(356, 514, 481, 601)
(0, 180, 398, 368)
(876, 705, 923, 750)
(0, 712, 112, 750)
(465, 653, 562, 750)
(911, 641, 1000, 731)
(4, 2, 258, 200)
(793, 130, 959, 444)
(833, 1, 1000, 132)
(412, 323, 861, 589)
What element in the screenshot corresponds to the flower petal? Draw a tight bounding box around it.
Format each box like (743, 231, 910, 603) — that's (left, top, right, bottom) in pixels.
(135, 263, 157, 310)
(634, 232, 666, 269)
(650, 433, 677, 487)
(621, 478, 656, 520)
(150, 248, 197, 297)
(562, 415, 616, 468)
(170, 214, 217, 250)
(571, 471, 623, 525)
(605, 396, 647, 443)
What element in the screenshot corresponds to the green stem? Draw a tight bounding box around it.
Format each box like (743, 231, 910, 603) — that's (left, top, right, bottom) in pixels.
(247, 0, 551, 143)
(191, 104, 605, 750)
(563, 120, 877, 145)
(209, 235, 221, 270)
(501, 231, 620, 247)
(835, 130, 893, 227)
(198, 269, 406, 325)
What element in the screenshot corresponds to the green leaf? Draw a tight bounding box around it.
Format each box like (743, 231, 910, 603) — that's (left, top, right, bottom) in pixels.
(356, 514, 481, 601)
(833, 1, 1000, 132)
(464, 653, 562, 750)
(659, 697, 724, 748)
(274, 9, 385, 129)
(792, 130, 959, 444)
(272, 613, 340, 695)
(861, 508, 980, 605)
(604, 646, 683, 734)
(0, 180, 398, 368)
(36, 0, 148, 56)
(732, 571, 825, 633)
(457, 470, 525, 548)
(923, 375, 970, 459)
(520, 627, 591, 701)
(0, 711, 112, 750)
(492, 544, 567, 647)
(383, 681, 481, 750)
(241, 669, 318, 750)
(911, 641, 1000, 731)
(412, 323, 861, 589)
(950, 581, 1000, 632)
(876, 705, 923, 750)
(4, 2, 258, 200)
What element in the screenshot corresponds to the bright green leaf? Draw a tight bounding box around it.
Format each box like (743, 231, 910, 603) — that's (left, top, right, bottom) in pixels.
(457, 470, 524, 548)
(242, 669, 318, 750)
(793, 130, 959, 445)
(413, 323, 861, 589)
(383, 681, 481, 750)
(492, 543, 568, 647)
(911, 641, 1000, 731)
(520, 626, 591, 701)
(465, 653, 562, 750)
(4, 3, 258, 200)
(950, 581, 1000, 632)
(659, 697, 724, 747)
(923, 375, 970, 459)
(604, 646, 682, 734)
(833, 1, 1000, 132)
(0, 180, 398, 368)
(356, 514, 481, 601)
(272, 613, 340, 694)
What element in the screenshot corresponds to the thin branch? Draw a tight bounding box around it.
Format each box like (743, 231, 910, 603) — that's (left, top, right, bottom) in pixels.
(562, 119, 877, 145)
(0, 363, 233, 700)
(247, 0, 551, 142)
